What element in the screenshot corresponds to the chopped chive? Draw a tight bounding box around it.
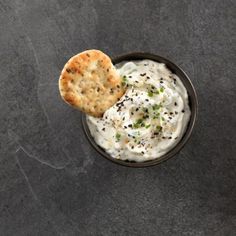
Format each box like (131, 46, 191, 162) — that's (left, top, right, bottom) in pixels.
(145, 124, 151, 129)
(121, 76, 128, 86)
(152, 104, 162, 110)
(160, 87, 164, 92)
(133, 119, 145, 128)
(137, 119, 143, 124)
(115, 133, 121, 141)
(156, 126, 162, 132)
(148, 91, 153, 97)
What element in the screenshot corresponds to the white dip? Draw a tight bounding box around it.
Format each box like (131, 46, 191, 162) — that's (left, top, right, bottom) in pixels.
(86, 60, 191, 162)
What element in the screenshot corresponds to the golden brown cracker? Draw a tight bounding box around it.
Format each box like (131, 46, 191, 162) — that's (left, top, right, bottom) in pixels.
(59, 50, 125, 117)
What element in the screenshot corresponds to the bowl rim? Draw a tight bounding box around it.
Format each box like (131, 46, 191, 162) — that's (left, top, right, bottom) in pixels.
(82, 52, 198, 167)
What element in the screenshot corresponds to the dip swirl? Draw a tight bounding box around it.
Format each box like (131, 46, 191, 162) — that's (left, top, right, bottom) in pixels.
(86, 60, 191, 162)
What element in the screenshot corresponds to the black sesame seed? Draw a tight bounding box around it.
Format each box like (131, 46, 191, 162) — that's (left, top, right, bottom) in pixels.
(160, 81, 163, 84)
(146, 76, 150, 79)
(168, 137, 172, 139)
(169, 117, 172, 119)
(141, 151, 144, 154)
(140, 73, 146, 76)
(170, 112, 173, 115)
(145, 99, 149, 102)
(175, 111, 178, 114)
(122, 117, 125, 121)
(131, 146, 134, 149)
(136, 108, 139, 111)
(174, 102, 177, 106)
(182, 110, 185, 113)
(160, 77, 163, 80)
(102, 128, 105, 131)
(131, 112, 134, 115)
(129, 76, 132, 78)
(128, 124, 132, 128)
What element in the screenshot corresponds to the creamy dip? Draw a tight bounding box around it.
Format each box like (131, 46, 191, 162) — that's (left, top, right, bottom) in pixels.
(86, 60, 191, 162)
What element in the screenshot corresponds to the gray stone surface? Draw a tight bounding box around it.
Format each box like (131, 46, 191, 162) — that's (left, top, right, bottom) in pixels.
(0, 0, 235, 235)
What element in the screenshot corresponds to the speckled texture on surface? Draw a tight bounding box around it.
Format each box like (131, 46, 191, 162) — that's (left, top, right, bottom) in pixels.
(0, 0, 235, 235)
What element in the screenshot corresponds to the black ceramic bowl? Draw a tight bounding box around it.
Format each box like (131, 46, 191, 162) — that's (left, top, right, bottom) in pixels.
(82, 52, 198, 167)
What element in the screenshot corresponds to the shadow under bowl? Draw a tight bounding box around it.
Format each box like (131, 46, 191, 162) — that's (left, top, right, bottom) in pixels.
(82, 52, 198, 167)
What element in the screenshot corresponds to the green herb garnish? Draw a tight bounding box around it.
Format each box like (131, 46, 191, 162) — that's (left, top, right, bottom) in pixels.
(148, 91, 153, 97)
(153, 113, 160, 119)
(145, 124, 151, 129)
(136, 119, 143, 124)
(121, 76, 128, 86)
(115, 133, 121, 141)
(133, 119, 145, 129)
(156, 126, 162, 132)
(152, 104, 162, 110)
(160, 87, 164, 93)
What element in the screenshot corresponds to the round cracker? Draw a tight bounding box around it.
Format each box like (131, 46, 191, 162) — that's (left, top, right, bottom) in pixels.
(59, 50, 125, 117)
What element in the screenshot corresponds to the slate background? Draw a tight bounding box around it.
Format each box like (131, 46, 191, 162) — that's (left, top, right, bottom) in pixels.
(0, 0, 235, 235)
